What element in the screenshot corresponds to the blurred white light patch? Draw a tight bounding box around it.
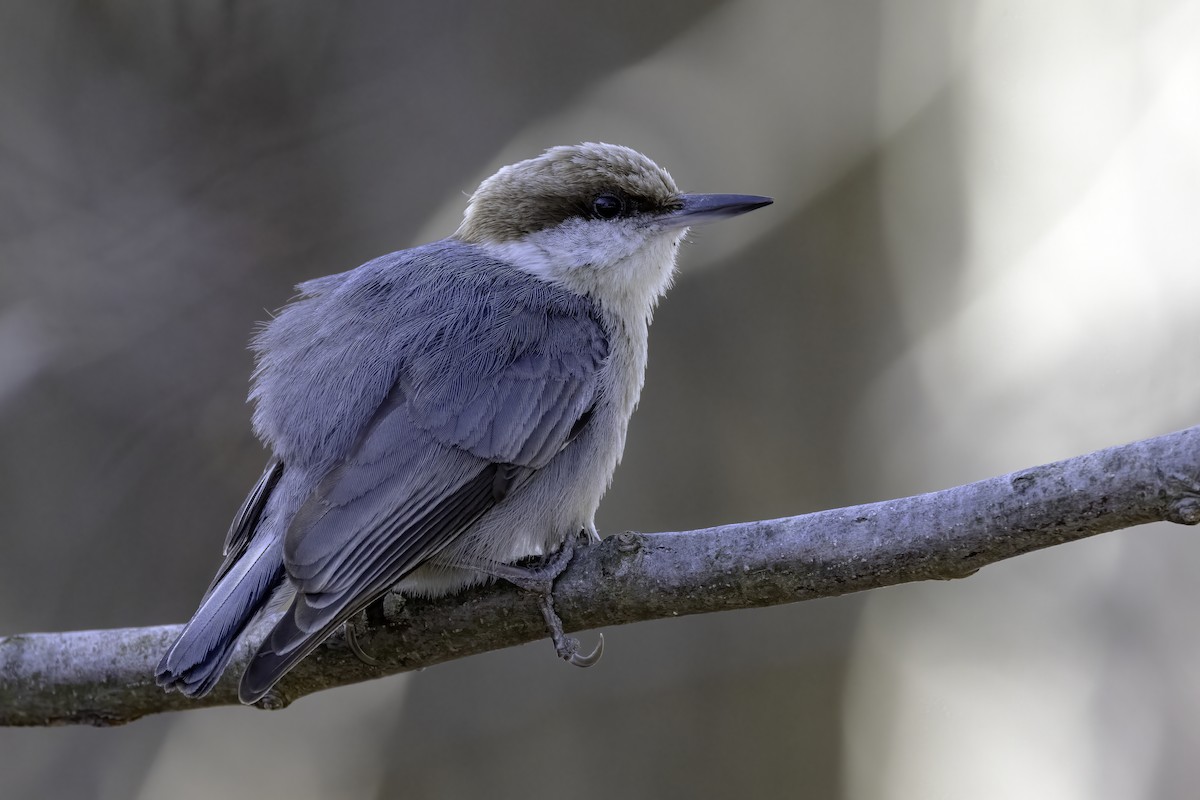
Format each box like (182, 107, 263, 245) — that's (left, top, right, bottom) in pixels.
(844, 580, 1106, 800)
(0, 304, 55, 409)
(865, 0, 1200, 475)
(846, 1, 1200, 799)
(135, 675, 410, 800)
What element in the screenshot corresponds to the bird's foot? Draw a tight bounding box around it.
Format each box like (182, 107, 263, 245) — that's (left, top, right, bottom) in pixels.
(482, 530, 603, 668)
(537, 593, 604, 667)
(487, 530, 581, 593)
(340, 619, 382, 667)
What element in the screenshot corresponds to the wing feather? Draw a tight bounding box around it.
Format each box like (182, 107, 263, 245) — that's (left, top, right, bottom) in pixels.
(204, 458, 284, 597)
(240, 250, 610, 701)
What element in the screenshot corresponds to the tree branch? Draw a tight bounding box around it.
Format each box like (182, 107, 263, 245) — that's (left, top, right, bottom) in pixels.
(4, 425, 1198, 727)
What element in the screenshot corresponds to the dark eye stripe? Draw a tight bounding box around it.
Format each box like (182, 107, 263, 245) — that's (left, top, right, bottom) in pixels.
(462, 189, 671, 242)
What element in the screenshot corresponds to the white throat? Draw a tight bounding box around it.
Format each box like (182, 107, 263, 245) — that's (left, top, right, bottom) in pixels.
(476, 219, 685, 323)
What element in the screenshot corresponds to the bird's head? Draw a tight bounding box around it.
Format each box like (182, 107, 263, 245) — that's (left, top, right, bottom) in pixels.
(456, 143, 771, 319)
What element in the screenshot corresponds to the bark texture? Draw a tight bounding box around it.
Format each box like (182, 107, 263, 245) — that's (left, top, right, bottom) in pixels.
(2, 425, 1197, 726)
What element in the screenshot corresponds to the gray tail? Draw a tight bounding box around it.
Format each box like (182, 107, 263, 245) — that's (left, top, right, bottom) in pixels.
(237, 604, 337, 705)
(155, 534, 283, 698)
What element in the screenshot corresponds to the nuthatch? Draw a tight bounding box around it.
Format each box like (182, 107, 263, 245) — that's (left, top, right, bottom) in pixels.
(156, 143, 771, 703)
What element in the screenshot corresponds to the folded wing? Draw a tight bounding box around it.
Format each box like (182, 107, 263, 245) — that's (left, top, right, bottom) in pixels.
(239, 281, 608, 702)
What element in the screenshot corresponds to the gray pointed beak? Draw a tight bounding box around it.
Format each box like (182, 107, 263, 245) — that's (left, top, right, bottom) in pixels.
(660, 193, 773, 229)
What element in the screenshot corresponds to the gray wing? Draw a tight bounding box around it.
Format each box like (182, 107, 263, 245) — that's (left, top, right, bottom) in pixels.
(240, 293, 607, 701)
(223, 459, 284, 557)
(202, 458, 284, 597)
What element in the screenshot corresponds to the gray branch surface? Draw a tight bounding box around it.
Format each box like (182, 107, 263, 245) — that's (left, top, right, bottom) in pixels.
(3, 426, 1199, 727)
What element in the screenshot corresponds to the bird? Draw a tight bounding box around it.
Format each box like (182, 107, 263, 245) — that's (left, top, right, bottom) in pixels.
(155, 142, 772, 704)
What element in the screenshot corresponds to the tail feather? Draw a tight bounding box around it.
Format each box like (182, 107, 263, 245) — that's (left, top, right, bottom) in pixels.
(237, 605, 340, 704)
(156, 534, 283, 697)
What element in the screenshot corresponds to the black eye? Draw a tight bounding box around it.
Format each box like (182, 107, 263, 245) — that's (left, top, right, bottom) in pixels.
(591, 193, 623, 219)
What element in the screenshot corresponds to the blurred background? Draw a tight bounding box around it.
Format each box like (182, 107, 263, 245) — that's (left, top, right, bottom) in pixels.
(3, 1, 1199, 798)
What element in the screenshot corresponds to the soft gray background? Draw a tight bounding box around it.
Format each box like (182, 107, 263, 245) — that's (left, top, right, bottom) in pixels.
(3, 2, 1200, 798)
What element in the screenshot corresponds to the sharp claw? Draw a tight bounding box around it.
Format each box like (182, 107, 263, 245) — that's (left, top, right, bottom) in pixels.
(537, 594, 605, 668)
(343, 621, 382, 667)
(567, 633, 604, 668)
(464, 531, 606, 669)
